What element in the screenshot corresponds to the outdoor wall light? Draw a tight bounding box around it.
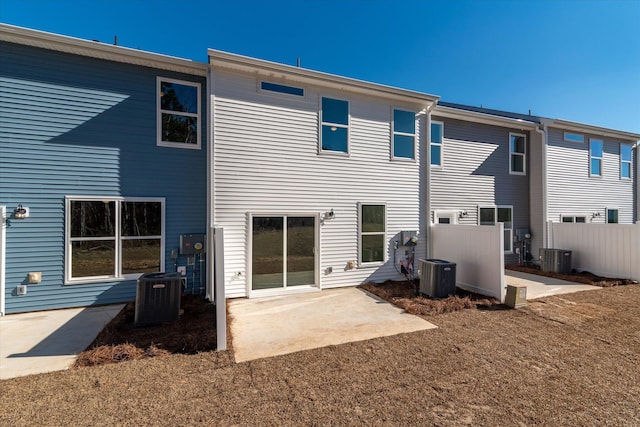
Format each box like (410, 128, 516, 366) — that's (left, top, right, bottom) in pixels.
(458, 210, 468, 219)
(321, 209, 335, 224)
(14, 204, 29, 219)
(592, 212, 601, 218)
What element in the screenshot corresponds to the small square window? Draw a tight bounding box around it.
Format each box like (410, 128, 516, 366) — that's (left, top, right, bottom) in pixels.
(320, 97, 349, 154)
(392, 109, 416, 160)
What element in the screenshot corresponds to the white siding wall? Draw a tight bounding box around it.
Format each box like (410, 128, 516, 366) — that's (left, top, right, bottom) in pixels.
(212, 70, 427, 298)
(546, 127, 634, 224)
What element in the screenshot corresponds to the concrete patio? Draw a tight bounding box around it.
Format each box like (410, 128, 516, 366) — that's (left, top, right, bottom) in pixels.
(229, 287, 437, 363)
(0, 304, 124, 380)
(505, 270, 601, 300)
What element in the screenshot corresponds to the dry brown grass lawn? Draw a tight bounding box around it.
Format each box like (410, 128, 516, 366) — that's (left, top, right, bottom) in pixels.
(2, 283, 640, 425)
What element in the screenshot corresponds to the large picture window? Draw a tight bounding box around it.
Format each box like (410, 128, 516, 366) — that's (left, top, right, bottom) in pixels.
(66, 197, 164, 283)
(157, 77, 201, 149)
(479, 205, 513, 253)
(320, 97, 349, 154)
(392, 109, 416, 160)
(359, 203, 386, 265)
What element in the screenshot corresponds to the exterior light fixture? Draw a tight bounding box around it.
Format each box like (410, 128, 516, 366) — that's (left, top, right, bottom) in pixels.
(14, 204, 29, 219)
(592, 212, 601, 218)
(458, 210, 468, 219)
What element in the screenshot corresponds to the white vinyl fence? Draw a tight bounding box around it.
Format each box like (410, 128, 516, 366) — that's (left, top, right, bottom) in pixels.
(430, 224, 505, 302)
(548, 222, 640, 281)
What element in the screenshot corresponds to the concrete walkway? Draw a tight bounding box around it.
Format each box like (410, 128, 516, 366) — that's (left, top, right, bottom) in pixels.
(505, 270, 601, 300)
(0, 304, 124, 380)
(229, 287, 437, 363)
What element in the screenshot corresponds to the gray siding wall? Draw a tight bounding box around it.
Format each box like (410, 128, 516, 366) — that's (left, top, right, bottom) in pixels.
(528, 128, 545, 258)
(546, 127, 634, 224)
(430, 116, 531, 264)
(0, 42, 207, 313)
(212, 70, 427, 298)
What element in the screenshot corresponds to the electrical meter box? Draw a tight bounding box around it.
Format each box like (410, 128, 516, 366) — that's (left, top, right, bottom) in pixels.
(400, 230, 418, 247)
(180, 234, 206, 255)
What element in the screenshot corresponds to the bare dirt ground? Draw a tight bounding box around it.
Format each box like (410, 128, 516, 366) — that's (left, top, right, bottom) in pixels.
(506, 264, 637, 287)
(2, 283, 640, 425)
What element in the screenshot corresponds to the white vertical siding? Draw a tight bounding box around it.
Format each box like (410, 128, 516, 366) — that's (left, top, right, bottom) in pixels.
(431, 224, 505, 302)
(546, 127, 634, 224)
(549, 222, 640, 280)
(212, 70, 427, 298)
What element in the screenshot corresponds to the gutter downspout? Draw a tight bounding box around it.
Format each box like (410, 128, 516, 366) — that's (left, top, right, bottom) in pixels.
(425, 101, 437, 259)
(534, 122, 549, 248)
(635, 140, 640, 224)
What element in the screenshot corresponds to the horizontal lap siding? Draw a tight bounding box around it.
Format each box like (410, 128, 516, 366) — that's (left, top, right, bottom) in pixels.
(213, 70, 426, 298)
(0, 42, 206, 313)
(430, 117, 530, 263)
(546, 127, 634, 223)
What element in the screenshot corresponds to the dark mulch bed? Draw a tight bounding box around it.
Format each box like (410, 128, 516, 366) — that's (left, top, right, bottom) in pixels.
(506, 264, 638, 287)
(75, 294, 216, 367)
(360, 279, 502, 317)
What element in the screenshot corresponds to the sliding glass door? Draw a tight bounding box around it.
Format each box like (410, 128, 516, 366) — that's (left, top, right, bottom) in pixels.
(251, 215, 317, 291)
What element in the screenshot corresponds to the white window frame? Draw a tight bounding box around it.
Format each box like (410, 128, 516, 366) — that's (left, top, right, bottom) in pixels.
(65, 196, 165, 284)
(560, 214, 588, 223)
(433, 210, 458, 224)
(606, 208, 619, 224)
(319, 96, 350, 155)
(430, 121, 444, 168)
(157, 77, 201, 150)
(589, 138, 603, 177)
(509, 132, 526, 176)
(620, 143, 632, 180)
(564, 132, 584, 143)
(478, 205, 513, 253)
(358, 203, 387, 267)
(391, 108, 417, 161)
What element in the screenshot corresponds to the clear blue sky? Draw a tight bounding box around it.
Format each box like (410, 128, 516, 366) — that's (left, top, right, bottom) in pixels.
(2, 0, 639, 132)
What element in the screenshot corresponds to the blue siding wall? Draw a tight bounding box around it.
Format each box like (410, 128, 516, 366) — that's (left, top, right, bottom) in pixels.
(0, 42, 207, 313)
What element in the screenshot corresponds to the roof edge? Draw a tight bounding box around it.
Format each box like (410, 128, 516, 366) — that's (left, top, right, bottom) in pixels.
(544, 118, 640, 141)
(0, 23, 208, 76)
(433, 104, 539, 129)
(208, 49, 439, 105)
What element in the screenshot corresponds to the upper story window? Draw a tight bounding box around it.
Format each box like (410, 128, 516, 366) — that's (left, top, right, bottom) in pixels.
(392, 109, 416, 160)
(590, 139, 603, 176)
(157, 77, 201, 149)
(607, 208, 619, 224)
(479, 205, 513, 253)
(621, 143, 632, 179)
(66, 197, 164, 283)
(320, 97, 349, 154)
(359, 203, 386, 265)
(564, 132, 584, 143)
(509, 133, 526, 175)
(260, 81, 304, 97)
(430, 121, 444, 167)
